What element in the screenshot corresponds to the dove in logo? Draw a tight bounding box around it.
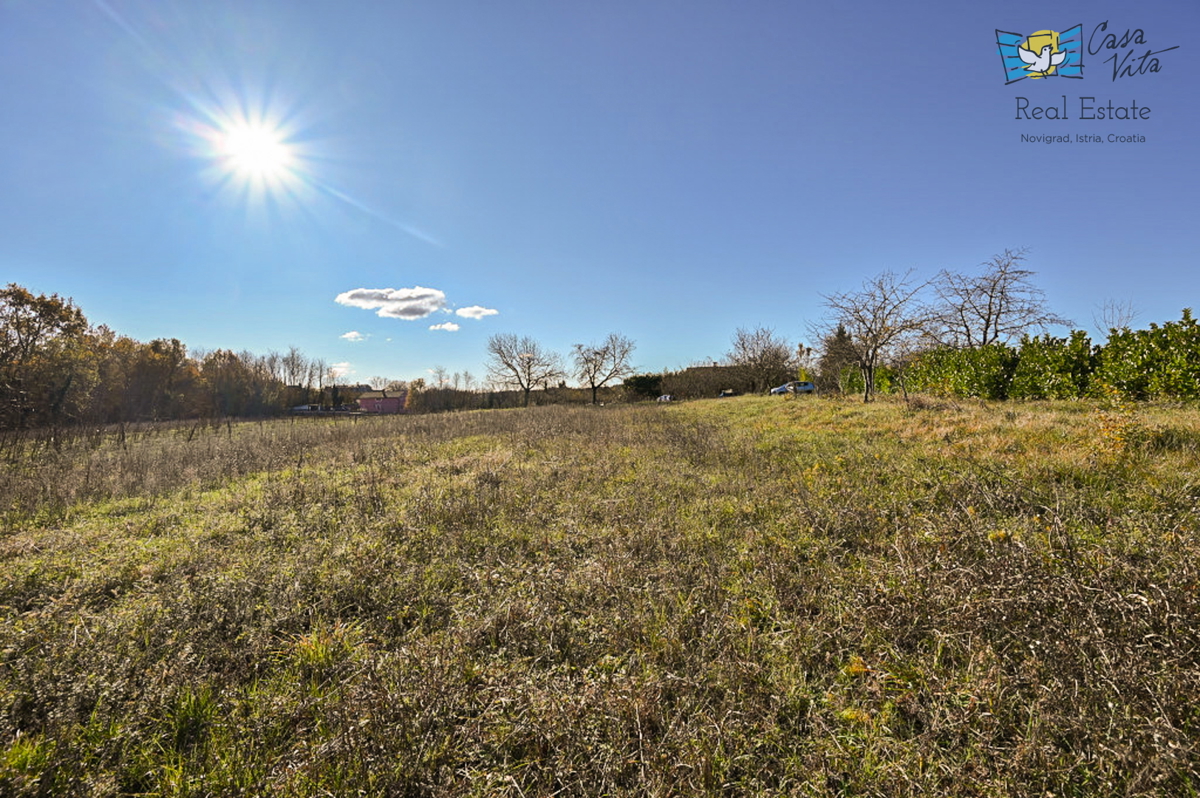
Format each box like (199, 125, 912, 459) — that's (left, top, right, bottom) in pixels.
(1019, 43, 1066, 76)
(996, 25, 1084, 83)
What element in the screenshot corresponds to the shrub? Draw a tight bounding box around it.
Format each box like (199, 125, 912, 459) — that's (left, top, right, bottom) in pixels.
(909, 344, 1018, 399)
(1010, 330, 1095, 399)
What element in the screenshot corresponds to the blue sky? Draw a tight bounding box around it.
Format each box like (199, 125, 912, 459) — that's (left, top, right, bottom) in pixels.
(2, 1, 1197, 385)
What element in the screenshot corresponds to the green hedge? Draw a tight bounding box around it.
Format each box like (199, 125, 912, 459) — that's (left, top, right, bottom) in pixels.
(906, 311, 1200, 402)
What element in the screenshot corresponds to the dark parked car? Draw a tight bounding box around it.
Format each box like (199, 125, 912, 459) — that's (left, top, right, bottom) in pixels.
(769, 381, 816, 395)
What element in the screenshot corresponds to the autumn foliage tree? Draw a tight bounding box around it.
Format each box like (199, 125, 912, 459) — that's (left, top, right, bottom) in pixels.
(0, 284, 88, 428)
(0, 283, 338, 431)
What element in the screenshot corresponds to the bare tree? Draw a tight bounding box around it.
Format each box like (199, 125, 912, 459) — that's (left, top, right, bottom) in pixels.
(311, 358, 328, 396)
(822, 270, 931, 402)
(931, 248, 1071, 348)
(1094, 298, 1139, 337)
(281, 346, 310, 388)
(572, 332, 636, 404)
(725, 326, 796, 393)
(486, 333, 565, 407)
(261, 350, 283, 383)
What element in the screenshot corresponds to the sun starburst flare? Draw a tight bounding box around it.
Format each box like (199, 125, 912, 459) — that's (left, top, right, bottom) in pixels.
(174, 90, 439, 242)
(218, 122, 295, 181)
(177, 98, 310, 207)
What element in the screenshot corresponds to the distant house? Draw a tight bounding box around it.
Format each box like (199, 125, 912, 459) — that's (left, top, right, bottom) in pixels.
(357, 390, 407, 414)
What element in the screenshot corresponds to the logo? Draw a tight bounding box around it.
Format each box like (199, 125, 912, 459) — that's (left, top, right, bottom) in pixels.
(996, 25, 1084, 83)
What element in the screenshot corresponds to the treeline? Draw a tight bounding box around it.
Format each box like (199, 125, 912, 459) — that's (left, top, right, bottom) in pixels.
(903, 311, 1200, 401)
(412, 382, 629, 412)
(0, 283, 643, 432)
(11, 252, 1191, 435)
(618, 326, 800, 401)
(1, 284, 340, 431)
(623, 364, 790, 401)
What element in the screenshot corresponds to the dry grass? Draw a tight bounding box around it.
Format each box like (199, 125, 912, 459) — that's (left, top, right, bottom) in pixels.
(1, 397, 1199, 795)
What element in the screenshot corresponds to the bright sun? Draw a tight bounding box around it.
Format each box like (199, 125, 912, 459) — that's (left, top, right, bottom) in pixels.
(217, 122, 295, 181)
(175, 86, 317, 209)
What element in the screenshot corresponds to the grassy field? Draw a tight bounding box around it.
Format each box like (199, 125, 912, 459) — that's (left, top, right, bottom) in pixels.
(1, 396, 1198, 796)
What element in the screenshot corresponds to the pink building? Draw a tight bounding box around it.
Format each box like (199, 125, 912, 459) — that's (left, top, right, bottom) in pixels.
(356, 390, 407, 414)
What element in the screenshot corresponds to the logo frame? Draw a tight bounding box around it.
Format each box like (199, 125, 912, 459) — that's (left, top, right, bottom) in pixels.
(996, 24, 1085, 84)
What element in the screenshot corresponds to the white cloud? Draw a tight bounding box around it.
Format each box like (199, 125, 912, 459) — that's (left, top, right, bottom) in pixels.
(335, 286, 447, 320)
(330, 362, 353, 378)
(336, 287, 498, 330)
(455, 305, 499, 320)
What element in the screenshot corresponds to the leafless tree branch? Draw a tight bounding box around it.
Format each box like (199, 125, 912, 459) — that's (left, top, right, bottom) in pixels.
(573, 333, 635, 404)
(486, 333, 564, 407)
